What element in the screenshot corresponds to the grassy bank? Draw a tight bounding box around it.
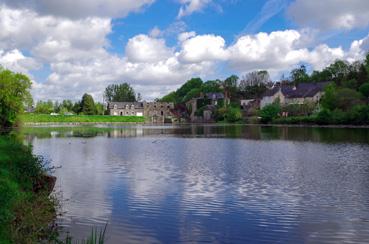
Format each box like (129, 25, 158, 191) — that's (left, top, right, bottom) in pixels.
(0, 135, 57, 243)
(20, 113, 145, 124)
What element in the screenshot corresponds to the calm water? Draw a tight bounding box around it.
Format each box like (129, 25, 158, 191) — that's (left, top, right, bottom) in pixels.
(22, 125, 369, 243)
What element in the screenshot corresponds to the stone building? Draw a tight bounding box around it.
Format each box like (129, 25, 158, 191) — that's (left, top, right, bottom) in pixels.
(108, 101, 174, 123)
(260, 82, 329, 108)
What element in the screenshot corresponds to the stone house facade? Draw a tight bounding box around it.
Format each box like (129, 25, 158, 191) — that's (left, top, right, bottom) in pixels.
(260, 82, 329, 108)
(108, 101, 174, 123)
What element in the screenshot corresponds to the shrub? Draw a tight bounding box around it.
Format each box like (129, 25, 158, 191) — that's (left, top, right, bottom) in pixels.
(259, 103, 281, 123)
(359, 82, 369, 98)
(226, 107, 242, 123)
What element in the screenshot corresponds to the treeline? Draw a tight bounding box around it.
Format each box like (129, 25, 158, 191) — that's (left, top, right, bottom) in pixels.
(161, 53, 369, 125)
(34, 83, 141, 116)
(260, 54, 369, 125)
(35, 94, 105, 115)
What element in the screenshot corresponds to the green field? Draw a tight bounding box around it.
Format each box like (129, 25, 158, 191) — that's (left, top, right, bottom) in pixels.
(21, 114, 146, 123)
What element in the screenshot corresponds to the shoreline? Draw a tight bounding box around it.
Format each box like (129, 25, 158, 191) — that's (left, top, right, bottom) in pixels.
(21, 122, 369, 129)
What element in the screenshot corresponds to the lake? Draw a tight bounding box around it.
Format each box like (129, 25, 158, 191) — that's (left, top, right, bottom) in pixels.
(22, 125, 369, 243)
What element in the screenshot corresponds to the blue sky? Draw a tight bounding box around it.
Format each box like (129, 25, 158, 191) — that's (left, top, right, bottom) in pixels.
(0, 0, 369, 101)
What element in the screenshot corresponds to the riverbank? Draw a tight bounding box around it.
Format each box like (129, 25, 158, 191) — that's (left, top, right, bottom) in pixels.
(0, 135, 57, 243)
(20, 114, 146, 124)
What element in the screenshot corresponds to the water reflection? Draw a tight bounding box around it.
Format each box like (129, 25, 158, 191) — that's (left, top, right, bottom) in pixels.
(23, 125, 369, 243)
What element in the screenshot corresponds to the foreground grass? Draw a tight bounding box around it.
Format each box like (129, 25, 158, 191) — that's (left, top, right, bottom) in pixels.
(20, 113, 145, 123)
(0, 135, 57, 243)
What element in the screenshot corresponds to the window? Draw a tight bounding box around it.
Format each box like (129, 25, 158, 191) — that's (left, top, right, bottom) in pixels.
(161, 111, 164, 116)
(120, 111, 123, 116)
(114, 104, 117, 109)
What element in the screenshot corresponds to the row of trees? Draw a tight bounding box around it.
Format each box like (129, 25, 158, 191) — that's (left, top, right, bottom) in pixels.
(258, 54, 369, 124)
(35, 94, 104, 115)
(34, 83, 140, 115)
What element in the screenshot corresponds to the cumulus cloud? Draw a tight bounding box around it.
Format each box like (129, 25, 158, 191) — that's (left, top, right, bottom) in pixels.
(1, 0, 154, 19)
(177, 0, 212, 18)
(288, 0, 369, 30)
(0, 49, 41, 74)
(178, 34, 229, 63)
(1, 4, 369, 102)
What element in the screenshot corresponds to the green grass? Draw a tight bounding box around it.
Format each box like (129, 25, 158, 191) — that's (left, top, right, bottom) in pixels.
(20, 113, 145, 123)
(0, 135, 57, 243)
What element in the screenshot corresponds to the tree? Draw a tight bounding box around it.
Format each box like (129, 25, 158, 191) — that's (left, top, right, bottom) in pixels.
(240, 70, 270, 88)
(104, 83, 136, 102)
(35, 100, 54, 114)
(290, 65, 309, 84)
(0, 68, 32, 127)
(223, 75, 239, 100)
(359, 82, 369, 98)
(176, 78, 203, 98)
(322, 84, 363, 112)
(72, 101, 81, 114)
(226, 106, 242, 123)
(239, 71, 269, 99)
(80, 93, 96, 115)
(259, 103, 281, 123)
(95, 102, 105, 115)
(161, 92, 178, 103)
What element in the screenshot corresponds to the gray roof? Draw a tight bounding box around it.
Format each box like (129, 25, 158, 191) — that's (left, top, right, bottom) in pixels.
(108, 102, 144, 109)
(206, 92, 224, 100)
(263, 82, 330, 99)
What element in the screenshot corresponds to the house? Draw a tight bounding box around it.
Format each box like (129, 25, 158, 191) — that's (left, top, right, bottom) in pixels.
(186, 92, 226, 122)
(107, 101, 174, 123)
(108, 102, 144, 116)
(260, 82, 329, 108)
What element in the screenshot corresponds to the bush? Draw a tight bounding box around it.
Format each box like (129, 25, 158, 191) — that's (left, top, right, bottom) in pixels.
(259, 103, 281, 123)
(359, 82, 369, 98)
(226, 107, 242, 123)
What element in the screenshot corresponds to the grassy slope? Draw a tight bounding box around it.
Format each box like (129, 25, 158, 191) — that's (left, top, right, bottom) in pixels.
(20, 113, 145, 123)
(0, 136, 56, 243)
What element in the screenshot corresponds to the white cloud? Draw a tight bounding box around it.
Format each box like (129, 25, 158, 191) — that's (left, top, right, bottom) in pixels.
(288, 0, 369, 30)
(177, 0, 212, 18)
(1, 5, 369, 102)
(0, 49, 41, 74)
(125, 35, 173, 63)
(178, 34, 229, 63)
(2, 0, 154, 19)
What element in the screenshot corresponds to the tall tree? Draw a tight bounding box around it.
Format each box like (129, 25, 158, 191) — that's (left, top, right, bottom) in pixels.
(104, 83, 136, 102)
(290, 65, 309, 84)
(0, 68, 32, 127)
(80, 93, 96, 115)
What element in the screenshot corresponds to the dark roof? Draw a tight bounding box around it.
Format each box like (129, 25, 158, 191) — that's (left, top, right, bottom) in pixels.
(206, 92, 224, 100)
(108, 102, 144, 109)
(263, 82, 329, 99)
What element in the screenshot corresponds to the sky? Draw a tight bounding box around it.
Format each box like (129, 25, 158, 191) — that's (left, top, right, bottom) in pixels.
(0, 0, 369, 102)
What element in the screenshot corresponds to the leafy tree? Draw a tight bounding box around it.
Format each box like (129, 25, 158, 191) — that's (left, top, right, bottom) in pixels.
(259, 103, 281, 123)
(161, 92, 178, 103)
(104, 83, 136, 102)
(35, 100, 54, 114)
(80, 93, 96, 115)
(0, 68, 32, 127)
(182, 88, 201, 103)
(62, 100, 74, 111)
(95, 102, 105, 115)
(290, 65, 309, 83)
(223, 75, 238, 100)
(176, 78, 203, 98)
(72, 101, 81, 114)
(359, 82, 369, 98)
(201, 80, 222, 93)
(322, 84, 363, 112)
(226, 106, 242, 122)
